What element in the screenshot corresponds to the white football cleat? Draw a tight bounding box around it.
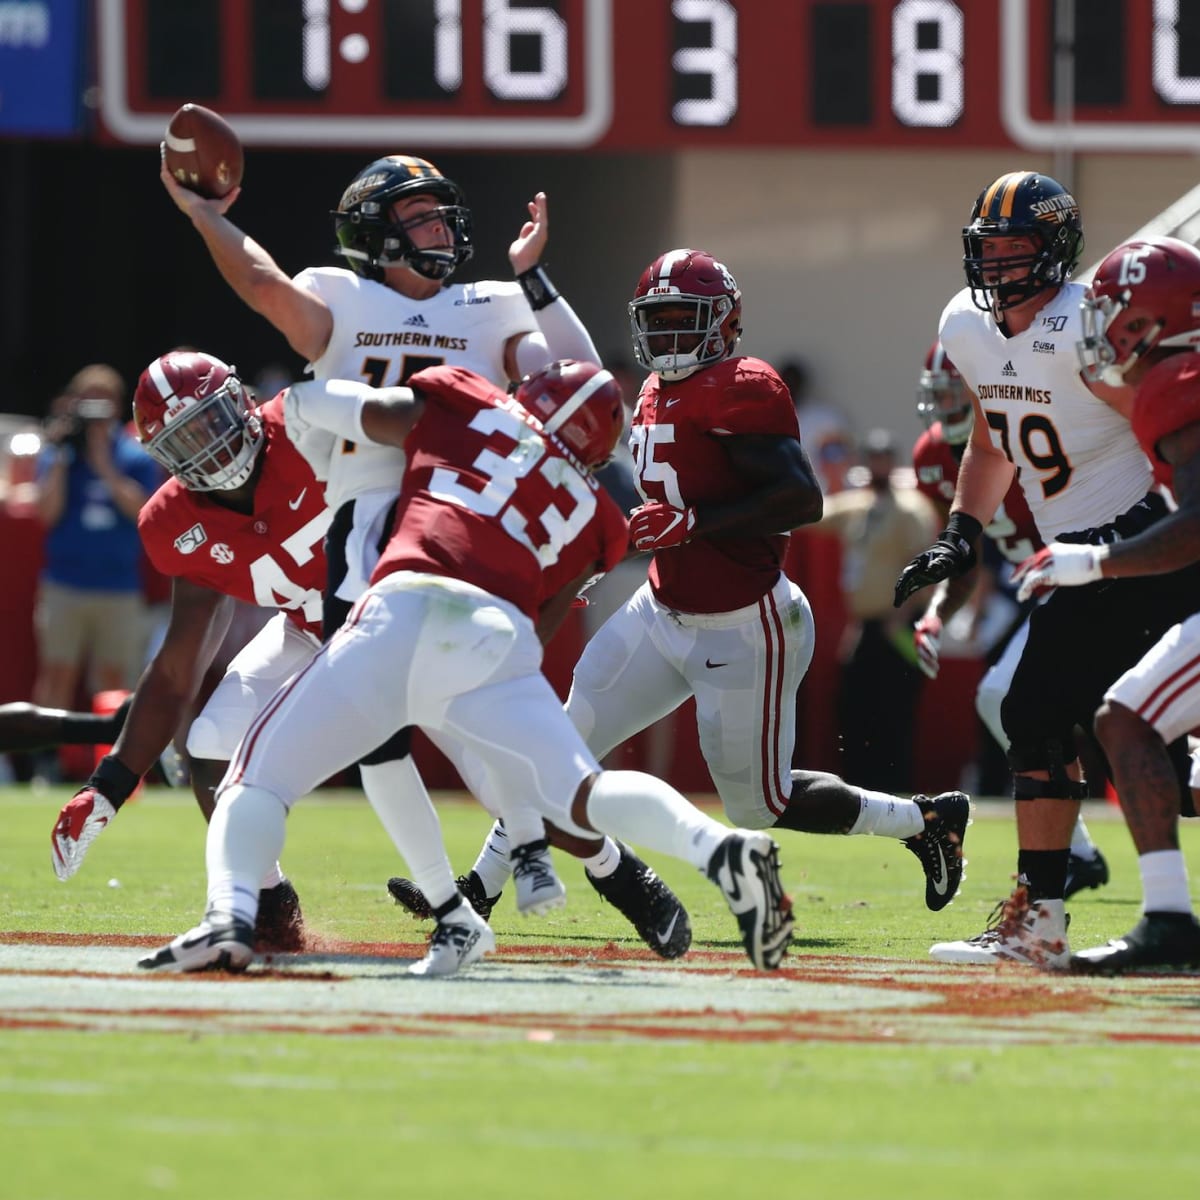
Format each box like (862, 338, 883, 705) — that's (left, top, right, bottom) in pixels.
(138, 915, 255, 973)
(930, 886, 1070, 970)
(408, 900, 496, 977)
(509, 838, 567, 915)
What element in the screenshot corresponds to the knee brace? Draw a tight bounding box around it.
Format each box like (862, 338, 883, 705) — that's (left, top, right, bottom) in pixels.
(1008, 736, 1088, 800)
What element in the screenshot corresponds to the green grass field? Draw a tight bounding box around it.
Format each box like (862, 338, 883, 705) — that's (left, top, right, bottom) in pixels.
(3, 787, 1199, 1200)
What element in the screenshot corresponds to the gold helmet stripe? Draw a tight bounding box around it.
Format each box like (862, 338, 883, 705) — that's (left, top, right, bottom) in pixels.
(980, 171, 1027, 219)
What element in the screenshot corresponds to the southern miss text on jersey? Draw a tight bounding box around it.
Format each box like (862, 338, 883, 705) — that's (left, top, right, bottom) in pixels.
(371, 365, 628, 620)
(138, 397, 332, 637)
(631, 356, 801, 613)
(913, 421, 1041, 564)
(295, 267, 537, 510)
(940, 282, 1153, 541)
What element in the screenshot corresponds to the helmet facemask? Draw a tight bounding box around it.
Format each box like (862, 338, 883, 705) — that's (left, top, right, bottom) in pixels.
(333, 157, 475, 284)
(916, 369, 973, 445)
(629, 296, 737, 381)
(142, 374, 263, 492)
(963, 225, 1081, 313)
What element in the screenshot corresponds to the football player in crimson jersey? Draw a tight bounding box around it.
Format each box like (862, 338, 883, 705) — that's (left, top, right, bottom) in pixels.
(162, 152, 602, 931)
(1012, 237, 1200, 971)
(140, 361, 796, 977)
(422, 250, 971, 915)
(909, 340, 1110, 897)
(895, 176, 1200, 969)
(48, 350, 336, 948)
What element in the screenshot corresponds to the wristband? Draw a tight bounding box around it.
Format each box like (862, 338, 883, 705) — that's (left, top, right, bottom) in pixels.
(945, 511, 984, 545)
(87, 753, 141, 809)
(516, 264, 560, 311)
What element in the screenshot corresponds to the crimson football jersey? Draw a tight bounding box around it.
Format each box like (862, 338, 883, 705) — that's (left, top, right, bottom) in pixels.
(138, 396, 331, 637)
(912, 421, 1042, 565)
(1131, 352, 1200, 495)
(630, 356, 800, 613)
(371, 365, 629, 619)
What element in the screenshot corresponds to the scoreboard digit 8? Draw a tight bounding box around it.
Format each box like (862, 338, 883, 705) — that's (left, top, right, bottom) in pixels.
(98, 0, 1200, 151)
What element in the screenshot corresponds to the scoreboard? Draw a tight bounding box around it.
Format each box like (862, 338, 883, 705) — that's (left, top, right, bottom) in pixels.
(96, 0, 1200, 150)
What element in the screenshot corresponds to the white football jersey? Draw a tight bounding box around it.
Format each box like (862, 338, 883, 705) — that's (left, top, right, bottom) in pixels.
(295, 266, 537, 510)
(940, 282, 1152, 541)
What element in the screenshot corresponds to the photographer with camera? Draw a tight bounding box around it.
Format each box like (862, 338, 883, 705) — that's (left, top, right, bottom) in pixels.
(31, 364, 161, 779)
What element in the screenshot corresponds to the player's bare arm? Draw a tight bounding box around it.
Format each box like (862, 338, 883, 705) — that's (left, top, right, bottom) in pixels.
(109, 580, 233, 778)
(160, 158, 333, 362)
(501, 192, 600, 383)
(694, 434, 823, 539)
(950, 386, 1015, 527)
(536, 567, 596, 645)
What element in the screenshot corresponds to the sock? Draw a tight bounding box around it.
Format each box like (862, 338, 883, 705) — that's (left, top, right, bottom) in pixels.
(361, 758, 457, 911)
(847, 789, 924, 838)
(1017, 848, 1070, 903)
(1069, 816, 1098, 859)
(585, 770, 727, 872)
(471, 822, 513, 897)
(1139, 849, 1192, 915)
(582, 837, 622, 879)
(206, 783, 288, 926)
(258, 862, 284, 890)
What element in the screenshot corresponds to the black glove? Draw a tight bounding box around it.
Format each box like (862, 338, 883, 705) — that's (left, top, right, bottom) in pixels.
(893, 512, 982, 607)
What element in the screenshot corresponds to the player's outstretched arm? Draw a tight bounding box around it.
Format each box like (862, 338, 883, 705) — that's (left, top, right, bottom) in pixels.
(51, 580, 232, 880)
(159, 152, 332, 362)
(285, 380, 422, 450)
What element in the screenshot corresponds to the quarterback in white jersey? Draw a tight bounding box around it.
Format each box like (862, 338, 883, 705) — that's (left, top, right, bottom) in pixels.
(895, 171, 1200, 971)
(162, 152, 599, 630)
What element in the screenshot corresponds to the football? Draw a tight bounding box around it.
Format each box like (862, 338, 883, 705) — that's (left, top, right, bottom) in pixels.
(163, 103, 244, 199)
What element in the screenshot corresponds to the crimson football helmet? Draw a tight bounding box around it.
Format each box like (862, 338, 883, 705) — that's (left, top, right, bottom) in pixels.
(516, 360, 625, 468)
(916, 340, 973, 445)
(332, 155, 473, 284)
(963, 171, 1084, 312)
(1078, 236, 1200, 386)
(133, 351, 263, 492)
(628, 249, 742, 380)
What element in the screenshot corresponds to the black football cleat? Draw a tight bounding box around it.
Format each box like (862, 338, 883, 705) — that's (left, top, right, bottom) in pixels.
(1064, 848, 1110, 900)
(388, 870, 502, 921)
(706, 831, 794, 971)
(1072, 912, 1200, 974)
(904, 792, 970, 911)
(255, 879, 305, 952)
(587, 843, 692, 959)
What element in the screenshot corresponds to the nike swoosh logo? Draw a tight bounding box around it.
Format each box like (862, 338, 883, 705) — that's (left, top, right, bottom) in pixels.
(654, 511, 684, 541)
(655, 911, 680, 946)
(288, 489, 307, 510)
(665, 398, 682, 407)
(705, 658, 727, 669)
(930, 844, 949, 895)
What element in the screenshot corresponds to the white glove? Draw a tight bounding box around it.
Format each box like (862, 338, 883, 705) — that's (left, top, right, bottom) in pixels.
(51, 788, 117, 881)
(912, 613, 943, 680)
(1013, 542, 1108, 602)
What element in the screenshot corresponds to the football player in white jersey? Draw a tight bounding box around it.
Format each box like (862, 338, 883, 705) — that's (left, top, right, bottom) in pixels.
(894, 171, 1200, 968)
(160, 152, 684, 953)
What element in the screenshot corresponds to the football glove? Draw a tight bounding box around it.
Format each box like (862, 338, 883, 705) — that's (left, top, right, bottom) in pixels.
(893, 514, 982, 607)
(51, 787, 117, 881)
(629, 502, 697, 551)
(912, 613, 943, 680)
(1012, 542, 1107, 602)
